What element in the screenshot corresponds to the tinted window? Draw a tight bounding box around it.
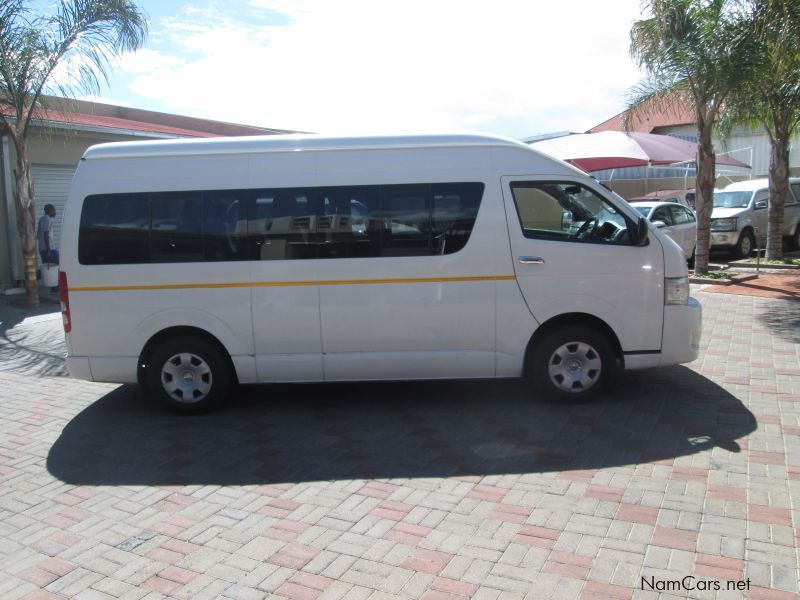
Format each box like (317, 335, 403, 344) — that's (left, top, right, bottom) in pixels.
(78, 182, 484, 264)
(317, 186, 380, 259)
(204, 191, 249, 262)
(432, 183, 482, 254)
(510, 182, 632, 244)
(380, 185, 431, 256)
(79, 193, 149, 264)
(250, 188, 318, 260)
(150, 192, 204, 262)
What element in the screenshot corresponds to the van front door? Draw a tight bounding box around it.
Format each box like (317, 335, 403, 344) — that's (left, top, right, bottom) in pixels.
(501, 176, 665, 356)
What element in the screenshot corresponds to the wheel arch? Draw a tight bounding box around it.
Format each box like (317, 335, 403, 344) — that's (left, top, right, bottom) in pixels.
(138, 326, 239, 387)
(523, 312, 624, 376)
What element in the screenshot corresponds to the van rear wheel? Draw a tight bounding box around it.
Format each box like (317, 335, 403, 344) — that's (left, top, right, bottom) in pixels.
(146, 336, 231, 413)
(531, 326, 615, 403)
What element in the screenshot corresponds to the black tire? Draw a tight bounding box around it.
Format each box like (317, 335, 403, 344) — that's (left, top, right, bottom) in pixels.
(145, 336, 231, 414)
(530, 326, 616, 404)
(733, 230, 754, 259)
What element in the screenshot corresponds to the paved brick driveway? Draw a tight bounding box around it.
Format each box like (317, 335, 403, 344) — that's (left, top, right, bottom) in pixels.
(0, 289, 798, 599)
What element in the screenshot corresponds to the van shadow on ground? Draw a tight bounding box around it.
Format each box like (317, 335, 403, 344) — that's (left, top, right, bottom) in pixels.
(47, 367, 756, 486)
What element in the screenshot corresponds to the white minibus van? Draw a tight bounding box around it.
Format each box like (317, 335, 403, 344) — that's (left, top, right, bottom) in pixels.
(59, 134, 702, 413)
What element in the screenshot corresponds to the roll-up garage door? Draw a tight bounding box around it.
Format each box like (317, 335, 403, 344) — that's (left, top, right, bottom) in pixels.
(31, 164, 76, 258)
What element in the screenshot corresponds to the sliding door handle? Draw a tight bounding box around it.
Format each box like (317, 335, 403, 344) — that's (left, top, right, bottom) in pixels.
(518, 256, 545, 265)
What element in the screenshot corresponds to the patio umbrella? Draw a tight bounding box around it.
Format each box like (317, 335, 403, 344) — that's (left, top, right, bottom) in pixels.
(528, 131, 749, 172)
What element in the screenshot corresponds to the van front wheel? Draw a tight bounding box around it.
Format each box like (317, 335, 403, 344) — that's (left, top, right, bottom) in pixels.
(531, 326, 615, 403)
(146, 337, 231, 413)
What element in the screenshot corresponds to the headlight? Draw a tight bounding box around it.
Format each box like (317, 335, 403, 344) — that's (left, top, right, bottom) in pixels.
(665, 277, 689, 305)
(711, 217, 737, 231)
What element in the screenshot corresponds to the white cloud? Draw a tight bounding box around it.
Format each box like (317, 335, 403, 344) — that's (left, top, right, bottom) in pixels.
(119, 0, 644, 136)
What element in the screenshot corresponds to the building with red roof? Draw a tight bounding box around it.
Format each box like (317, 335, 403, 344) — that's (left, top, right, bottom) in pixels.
(1, 96, 298, 286)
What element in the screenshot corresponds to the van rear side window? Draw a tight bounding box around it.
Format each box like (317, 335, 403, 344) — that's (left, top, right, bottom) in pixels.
(78, 183, 484, 264)
(78, 193, 149, 264)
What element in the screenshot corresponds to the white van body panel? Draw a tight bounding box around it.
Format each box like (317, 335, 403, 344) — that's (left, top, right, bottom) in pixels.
(60, 133, 700, 389)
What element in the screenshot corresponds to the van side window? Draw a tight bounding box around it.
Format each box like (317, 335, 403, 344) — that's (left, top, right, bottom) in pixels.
(204, 191, 249, 262)
(432, 183, 482, 254)
(250, 188, 318, 260)
(151, 192, 204, 262)
(317, 186, 380, 258)
(381, 185, 431, 256)
(78, 182, 484, 264)
(79, 193, 150, 264)
(510, 182, 632, 244)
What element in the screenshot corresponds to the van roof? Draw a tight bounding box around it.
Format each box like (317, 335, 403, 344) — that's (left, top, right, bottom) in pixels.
(82, 133, 533, 160)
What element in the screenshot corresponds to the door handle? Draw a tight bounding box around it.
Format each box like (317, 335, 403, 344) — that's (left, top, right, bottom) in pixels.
(518, 256, 545, 265)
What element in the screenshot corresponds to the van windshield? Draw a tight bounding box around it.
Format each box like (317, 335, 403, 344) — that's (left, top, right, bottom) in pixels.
(713, 191, 751, 209)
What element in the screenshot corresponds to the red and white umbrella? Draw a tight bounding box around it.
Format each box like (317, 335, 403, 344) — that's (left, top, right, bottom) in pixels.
(529, 131, 749, 172)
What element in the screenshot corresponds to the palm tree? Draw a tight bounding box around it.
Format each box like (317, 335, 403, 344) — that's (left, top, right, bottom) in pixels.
(627, 0, 753, 274)
(720, 0, 800, 259)
(0, 0, 147, 306)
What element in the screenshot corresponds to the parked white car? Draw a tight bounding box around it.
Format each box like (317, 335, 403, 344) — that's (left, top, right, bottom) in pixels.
(629, 189, 696, 211)
(711, 178, 800, 258)
(631, 201, 697, 263)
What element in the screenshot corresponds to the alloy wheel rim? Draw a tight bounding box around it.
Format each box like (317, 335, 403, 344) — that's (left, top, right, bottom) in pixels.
(547, 341, 602, 393)
(161, 353, 212, 403)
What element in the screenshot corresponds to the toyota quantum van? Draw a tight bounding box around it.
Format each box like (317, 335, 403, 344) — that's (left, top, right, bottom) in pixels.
(59, 134, 702, 413)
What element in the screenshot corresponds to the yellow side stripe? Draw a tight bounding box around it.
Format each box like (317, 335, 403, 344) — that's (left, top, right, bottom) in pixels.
(70, 275, 516, 292)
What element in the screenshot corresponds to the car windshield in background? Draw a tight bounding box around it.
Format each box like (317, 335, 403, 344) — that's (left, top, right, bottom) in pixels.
(713, 191, 751, 209)
(634, 206, 651, 217)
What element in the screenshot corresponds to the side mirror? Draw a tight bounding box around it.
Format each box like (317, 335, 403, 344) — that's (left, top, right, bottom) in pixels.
(630, 216, 649, 246)
(652, 220, 667, 229)
(754, 199, 768, 209)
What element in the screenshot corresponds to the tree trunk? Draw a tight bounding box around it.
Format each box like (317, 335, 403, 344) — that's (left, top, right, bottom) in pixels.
(766, 127, 789, 260)
(694, 123, 716, 275)
(14, 143, 39, 307)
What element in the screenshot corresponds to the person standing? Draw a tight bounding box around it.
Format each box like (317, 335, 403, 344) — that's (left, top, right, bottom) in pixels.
(37, 203, 58, 293)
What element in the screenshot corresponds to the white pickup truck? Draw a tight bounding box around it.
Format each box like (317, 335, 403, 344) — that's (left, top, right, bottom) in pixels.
(711, 178, 800, 258)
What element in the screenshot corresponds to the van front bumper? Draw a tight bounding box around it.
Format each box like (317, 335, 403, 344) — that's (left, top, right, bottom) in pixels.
(660, 297, 702, 366)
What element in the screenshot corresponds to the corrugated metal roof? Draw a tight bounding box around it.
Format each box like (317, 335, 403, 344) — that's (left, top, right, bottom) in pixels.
(590, 102, 695, 133)
(38, 110, 221, 137)
(1, 103, 291, 138)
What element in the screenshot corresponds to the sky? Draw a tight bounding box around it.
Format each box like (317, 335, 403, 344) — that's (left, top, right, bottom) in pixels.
(58, 0, 647, 138)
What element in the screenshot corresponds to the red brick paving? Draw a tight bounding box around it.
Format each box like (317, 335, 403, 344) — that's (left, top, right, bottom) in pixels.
(703, 272, 800, 299)
(0, 290, 797, 598)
